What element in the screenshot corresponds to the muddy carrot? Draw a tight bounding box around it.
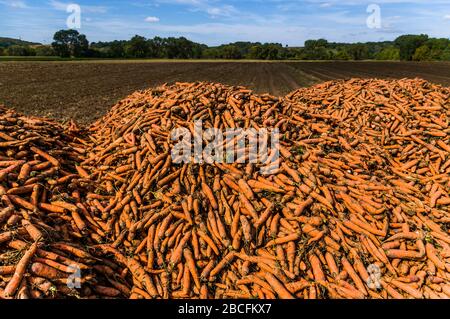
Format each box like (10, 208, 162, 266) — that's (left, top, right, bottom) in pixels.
(30, 147, 59, 167)
(3, 241, 38, 297)
(264, 273, 294, 299)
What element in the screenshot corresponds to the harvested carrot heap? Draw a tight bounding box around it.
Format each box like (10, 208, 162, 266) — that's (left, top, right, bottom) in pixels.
(1, 78, 449, 299)
(0, 108, 129, 298)
(81, 79, 449, 299)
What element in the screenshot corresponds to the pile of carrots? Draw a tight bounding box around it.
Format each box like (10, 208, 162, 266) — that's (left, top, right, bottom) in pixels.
(0, 108, 130, 298)
(0, 78, 449, 299)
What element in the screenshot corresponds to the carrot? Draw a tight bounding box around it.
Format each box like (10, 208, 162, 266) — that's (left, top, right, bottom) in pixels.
(201, 182, 218, 210)
(0, 265, 16, 275)
(389, 279, 423, 299)
(238, 179, 254, 200)
(127, 257, 158, 298)
(285, 279, 310, 293)
(72, 211, 87, 233)
(385, 249, 425, 260)
(170, 231, 192, 266)
(248, 180, 284, 193)
(281, 163, 301, 184)
(33, 257, 77, 274)
(255, 202, 274, 228)
(38, 203, 67, 214)
(239, 194, 258, 221)
(51, 243, 93, 259)
(75, 165, 90, 179)
(341, 257, 368, 296)
(264, 273, 294, 299)
(181, 263, 191, 296)
(183, 248, 200, 289)
(22, 219, 43, 241)
(51, 201, 79, 213)
(209, 252, 235, 279)
(3, 241, 38, 297)
(93, 285, 122, 297)
(197, 230, 220, 255)
(265, 233, 300, 247)
(8, 195, 36, 211)
(286, 241, 296, 274)
(7, 184, 35, 195)
(30, 262, 67, 282)
(0, 206, 14, 223)
(0, 231, 15, 244)
(240, 215, 252, 242)
(425, 243, 446, 270)
(325, 252, 339, 277)
(17, 163, 31, 182)
(30, 147, 59, 167)
(309, 253, 326, 282)
(328, 282, 365, 299)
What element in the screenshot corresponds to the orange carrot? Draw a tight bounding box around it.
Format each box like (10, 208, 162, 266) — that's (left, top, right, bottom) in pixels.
(264, 273, 294, 299)
(3, 241, 38, 297)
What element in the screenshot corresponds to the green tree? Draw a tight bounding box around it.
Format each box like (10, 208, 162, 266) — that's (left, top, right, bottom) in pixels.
(7, 45, 36, 56)
(394, 34, 428, 61)
(347, 44, 369, 60)
(148, 37, 165, 58)
(376, 47, 400, 60)
(220, 45, 242, 59)
(334, 49, 351, 60)
(0, 47, 4, 56)
(412, 45, 431, 61)
(265, 44, 283, 60)
(441, 45, 450, 61)
(108, 41, 125, 58)
(35, 45, 55, 56)
(126, 35, 149, 58)
(292, 48, 307, 60)
(303, 39, 331, 60)
(284, 47, 299, 60)
(163, 37, 204, 59)
(52, 29, 89, 57)
(202, 47, 219, 59)
(424, 38, 450, 60)
(247, 45, 264, 59)
(304, 39, 328, 51)
(221, 42, 260, 58)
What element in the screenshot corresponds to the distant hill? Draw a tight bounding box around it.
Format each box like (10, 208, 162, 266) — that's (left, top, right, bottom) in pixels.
(0, 37, 41, 48)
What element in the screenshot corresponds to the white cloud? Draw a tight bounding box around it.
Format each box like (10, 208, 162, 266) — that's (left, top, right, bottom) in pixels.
(206, 5, 236, 17)
(156, 0, 237, 17)
(207, 8, 222, 15)
(444, 14, 450, 20)
(48, 0, 66, 10)
(0, 0, 28, 9)
(48, 0, 107, 13)
(145, 16, 160, 23)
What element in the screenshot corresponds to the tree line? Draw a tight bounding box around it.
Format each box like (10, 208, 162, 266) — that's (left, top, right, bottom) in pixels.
(1, 30, 450, 61)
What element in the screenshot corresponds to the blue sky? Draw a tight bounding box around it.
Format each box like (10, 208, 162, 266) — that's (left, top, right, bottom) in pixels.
(1, 0, 449, 46)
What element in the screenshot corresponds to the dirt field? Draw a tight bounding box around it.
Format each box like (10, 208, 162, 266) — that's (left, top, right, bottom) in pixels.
(1, 61, 450, 124)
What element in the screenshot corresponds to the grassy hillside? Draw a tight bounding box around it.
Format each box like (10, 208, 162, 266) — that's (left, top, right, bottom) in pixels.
(0, 37, 41, 48)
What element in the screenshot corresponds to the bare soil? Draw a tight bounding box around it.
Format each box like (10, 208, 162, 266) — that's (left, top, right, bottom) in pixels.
(1, 61, 449, 124)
